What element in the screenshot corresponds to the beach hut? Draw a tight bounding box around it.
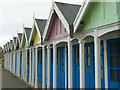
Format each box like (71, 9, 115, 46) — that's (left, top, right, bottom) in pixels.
(73, 1, 120, 89)
(42, 2, 81, 88)
(29, 17, 47, 88)
(20, 26, 31, 82)
(16, 33, 23, 77)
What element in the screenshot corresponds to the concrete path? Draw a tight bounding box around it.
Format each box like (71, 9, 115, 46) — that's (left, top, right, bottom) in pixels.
(1, 67, 31, 89)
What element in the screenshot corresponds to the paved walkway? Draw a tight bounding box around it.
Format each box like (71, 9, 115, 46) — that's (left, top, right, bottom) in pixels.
(0, 67, 31, 89)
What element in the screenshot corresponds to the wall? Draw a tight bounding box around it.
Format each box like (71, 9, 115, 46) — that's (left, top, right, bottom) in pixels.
(81, 2, 119, 31)
(48, 14, 68, 41)
(33, 27, 41, 45)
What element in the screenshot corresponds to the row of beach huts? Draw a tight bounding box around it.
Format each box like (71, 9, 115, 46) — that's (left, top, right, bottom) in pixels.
(3, 1, 120, 89)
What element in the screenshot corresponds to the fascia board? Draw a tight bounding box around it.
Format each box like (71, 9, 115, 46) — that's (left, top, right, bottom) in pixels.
(35, 20, 42, 39)
(43, 3, 70, 42)
(17, 34, 20, 46)
(73, 0, 90, 33)
(24, 28, 29, 45)
(29, 19, 35, 45)
(42, 6, 54, 42)
(54, 3, 70, 34)
(20, 30, 25, 49)
(13, 38, 16, 50)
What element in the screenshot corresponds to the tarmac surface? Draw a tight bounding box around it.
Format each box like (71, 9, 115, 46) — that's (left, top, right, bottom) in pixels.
(0, 67, 31, 89)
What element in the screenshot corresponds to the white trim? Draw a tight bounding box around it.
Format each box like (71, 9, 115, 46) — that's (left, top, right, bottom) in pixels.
(98, 22, 119, 37)
(29, 19, 41, 46)
(31, 48, 35, 86)
(94, 30, 101, 88)
(20, 29, 25, 48)
(42, 46, 45, 88)
(74, 0, 90, 33)
(53, 44, 57, 88)
(20, 27, 28, 48)
(42, 2, 70, 42)
(47, 46, 50, 88)
(13, 37, 17, 50)
(35, 48, 38, 88)
(24, 28, 29, 44)
(68, 36, 73, 88)
(79, 40, 85, 88)
(29, 19, 35, 45)
(17, 34, 21, 46)
(65, 46, 67, 88)
(29, 48, 32, 85)
(54, 3, 70, 34)
(35, 20, 42, 39)
(103, 40, 108, 88)
(73, 22, 119, 41)
(42, 7, 54, 42)
(43, 36, 69, 46)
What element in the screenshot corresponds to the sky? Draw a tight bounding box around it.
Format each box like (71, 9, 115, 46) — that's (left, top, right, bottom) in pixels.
(0, 0, 84, 48)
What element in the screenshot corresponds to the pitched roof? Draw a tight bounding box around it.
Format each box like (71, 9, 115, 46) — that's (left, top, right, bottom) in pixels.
(18, 33, 22, 44)
(13, 37, 17, 47)
(10, 40, 13, 50)
(43, 2, 81, 41)
(73, 0, 90, 33)
(35, 19, 47, 36)
(24, 28, 31, 42)
(55, 2, 81, 25)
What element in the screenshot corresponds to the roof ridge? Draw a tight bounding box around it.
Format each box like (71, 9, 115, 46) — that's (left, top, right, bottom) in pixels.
(55, 1, 81, 6)
(35, 18, 47, 21)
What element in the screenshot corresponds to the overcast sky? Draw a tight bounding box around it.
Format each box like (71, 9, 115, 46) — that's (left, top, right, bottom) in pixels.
(0, 0, 83, 48)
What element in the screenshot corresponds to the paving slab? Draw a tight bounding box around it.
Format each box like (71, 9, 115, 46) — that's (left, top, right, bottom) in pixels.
(1, 67, 31, 89)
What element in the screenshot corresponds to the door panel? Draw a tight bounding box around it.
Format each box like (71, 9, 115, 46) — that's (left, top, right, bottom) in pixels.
(107, 38, 120, 89)
(31, 51, 32, 79)
(72, 45, 80, 88)
(50, 48, 53, 88)
(15, 52, 17, 74)
(37, 49, 42, 83)
(85, 43, 95, 88)
(20, 52, 22, 75)
(57, 47, 65, 88)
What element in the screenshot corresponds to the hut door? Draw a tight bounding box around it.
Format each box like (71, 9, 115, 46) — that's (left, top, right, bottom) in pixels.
(107, 38, 120, 89)
(57, 47, 65, 88)
(85, 43, 95, 88)
(73, 45, 80, 88)
(38, 49, 42, 83)
(50, 48, 53, 88)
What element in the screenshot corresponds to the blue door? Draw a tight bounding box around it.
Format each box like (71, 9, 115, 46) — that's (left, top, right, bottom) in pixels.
(50, 48, 53, 88)
(73, 45, 80, 88)
(12, 53, 13, 72)
(85, 42, 95, 88)
(57, 47, 65, 88)
(27, 51, 30, 77)
(45, 49, 48, 86)
(37, 49, 42, 83)
(31, 51, 32, 79)
(15, 52, 17, 74)
(107, 38, 120, 89)
(20, 51, 22, 75)
(34, 50, 36, 80)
